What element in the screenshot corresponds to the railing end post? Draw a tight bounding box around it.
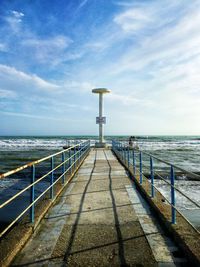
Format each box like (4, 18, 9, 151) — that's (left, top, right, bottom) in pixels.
(139, 151, 143, 184)
(150, 156, 155, 198)
(50, 156, 54, 199)
(170, 165, 176, 224)
(30, 165, 35, 223)
(62, 152, 65, 184)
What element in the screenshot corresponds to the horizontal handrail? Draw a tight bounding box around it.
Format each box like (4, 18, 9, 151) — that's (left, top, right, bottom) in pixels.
(0, 164, 73, 238)
(0, 140, 91, 238)
(139, 150, 200, 180)
(112, 140, 200, 231)
(127, 157, 200, 210)
(132, 160, 200, 210)
(0, 141, 84, 180)
(114, 143, 200, 180)
(0, 158, 69, 209)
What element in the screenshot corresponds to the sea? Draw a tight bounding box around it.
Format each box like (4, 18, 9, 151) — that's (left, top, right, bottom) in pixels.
(0, 135, 200, 229)
(1, 135, 200, 173)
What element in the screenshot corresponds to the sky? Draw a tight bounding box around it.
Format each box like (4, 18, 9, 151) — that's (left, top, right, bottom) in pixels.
(0, 0, 200, 136)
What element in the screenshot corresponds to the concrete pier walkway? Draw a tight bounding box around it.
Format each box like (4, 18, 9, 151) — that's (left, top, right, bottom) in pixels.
(12, 149, 186, 267)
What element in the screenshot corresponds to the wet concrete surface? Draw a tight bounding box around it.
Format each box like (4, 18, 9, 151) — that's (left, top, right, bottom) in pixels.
(12, 149, 181, 267)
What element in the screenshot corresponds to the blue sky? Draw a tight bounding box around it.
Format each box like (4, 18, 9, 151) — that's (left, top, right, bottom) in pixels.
(0, 0, 200, 136)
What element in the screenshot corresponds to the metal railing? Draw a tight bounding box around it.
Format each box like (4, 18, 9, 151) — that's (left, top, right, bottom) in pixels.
(112, 140, 200, 232)
(0, 140, 90, 238)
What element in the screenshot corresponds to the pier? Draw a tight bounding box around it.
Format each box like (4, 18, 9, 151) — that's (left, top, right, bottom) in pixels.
(0, 142, 200, 266)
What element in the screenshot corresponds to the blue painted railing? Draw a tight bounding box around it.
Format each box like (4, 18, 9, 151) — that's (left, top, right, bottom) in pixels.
(112, 140, 200, 230)
(0, 140, 90, 238)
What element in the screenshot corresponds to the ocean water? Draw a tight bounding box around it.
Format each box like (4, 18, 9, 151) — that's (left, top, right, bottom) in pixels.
(0, 135, 200, 173)
(0, 135, 200, 227)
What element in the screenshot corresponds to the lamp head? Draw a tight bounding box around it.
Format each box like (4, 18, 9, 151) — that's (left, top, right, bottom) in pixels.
(92, 88, 111, 94)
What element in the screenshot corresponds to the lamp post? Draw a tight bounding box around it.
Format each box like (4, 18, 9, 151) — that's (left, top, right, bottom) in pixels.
(92, 88, 111, 147)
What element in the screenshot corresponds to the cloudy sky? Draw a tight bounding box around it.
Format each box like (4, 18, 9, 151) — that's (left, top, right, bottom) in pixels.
(0, 0, 200, 136)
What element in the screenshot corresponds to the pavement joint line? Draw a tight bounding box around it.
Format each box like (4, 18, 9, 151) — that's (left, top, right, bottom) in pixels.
(126, 184, 183, 264)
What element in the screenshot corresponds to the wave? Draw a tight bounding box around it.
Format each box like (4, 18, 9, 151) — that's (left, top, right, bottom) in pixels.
(1, 137, 200, 150)
(0, 138, 94, 151)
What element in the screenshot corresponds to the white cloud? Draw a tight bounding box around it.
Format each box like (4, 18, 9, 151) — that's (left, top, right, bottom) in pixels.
(113, 0, 191, 34)
(114, 1, 136, 7)
(2, 11, 75, 66)
(5, 10, 25, 33)
(0, 89, 17, 99)
(62, 80, 96, 92)
(24, 35, 71, 50)
(86, 42, 106, 51)
(12, 10, 24, 19)
(22, 35, 73, 65)
(114, 8, 153, 32)
(0, 110, 92, 123)
(0, 64, 61, 92)
(0, 111, 67, 121)
(109, 2, 200, 77)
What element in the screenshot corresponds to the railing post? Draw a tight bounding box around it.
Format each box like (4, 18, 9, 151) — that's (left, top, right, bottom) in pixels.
(128, 147, 130, 169)
(78, 144, 80, 165)
(139, 151, 143, 184)
(86, 142, 88, 155)
(170, 166, 176, 224)
(133, 150, 136, 176)
(62, 152, 65, 184)
(79, 144, 82, 165)
(85, 142, 87, 154)
(69, 149, 72, 175)
(50, 156, 54, 199)
(80, 143, 82, 162)
(74, 147, 76, 171)
(124, 144, 126, 163)
(150, 156, 155, 198)
(123, 144, 125, 158)
(30, 165, 35, 223)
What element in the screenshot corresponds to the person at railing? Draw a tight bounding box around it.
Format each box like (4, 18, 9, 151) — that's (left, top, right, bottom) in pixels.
(129, 136, 133, 147)
(129, 136, 139, 149)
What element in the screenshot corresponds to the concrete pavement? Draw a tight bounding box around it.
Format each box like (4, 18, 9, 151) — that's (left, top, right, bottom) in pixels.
(12, 149, 185, 267)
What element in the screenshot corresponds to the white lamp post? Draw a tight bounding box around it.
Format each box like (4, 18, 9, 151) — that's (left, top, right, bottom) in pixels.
(92, 88, 111, 147)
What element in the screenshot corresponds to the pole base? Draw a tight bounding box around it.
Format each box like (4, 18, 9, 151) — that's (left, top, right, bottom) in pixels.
(95, 142, 108, 148)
